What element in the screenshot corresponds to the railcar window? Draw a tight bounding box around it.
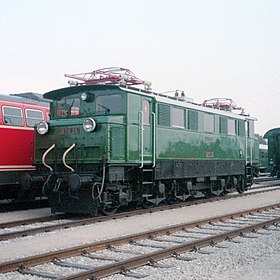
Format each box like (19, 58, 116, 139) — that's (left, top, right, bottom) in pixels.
(2, 106, 23, 126)
(158, 104, 170, 126)
(26, 109, 44, 127)
(228, 118, 236, 135)
(56, 98, 80, 117)
(142, 100, 150, 124)
(188, 110, 198, 131)
(96, 94, 122, 113)
(172, 107, 184, 128)
(204, 113, 214, 133)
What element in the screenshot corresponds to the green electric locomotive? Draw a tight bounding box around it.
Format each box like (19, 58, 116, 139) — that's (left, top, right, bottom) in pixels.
(33, 68, 259, 215)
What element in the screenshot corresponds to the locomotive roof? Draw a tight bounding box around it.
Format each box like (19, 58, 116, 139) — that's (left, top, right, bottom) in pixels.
(119, 86, 256, 121)
(44, 84, 256, 121)
(264, 128, 280, 138)
(43, 84, 120, 99)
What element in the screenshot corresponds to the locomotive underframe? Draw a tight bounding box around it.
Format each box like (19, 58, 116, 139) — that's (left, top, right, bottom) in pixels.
(0, 171, 44, 200)
(0, 171, 22, 199)
(42, 159, 252, 215)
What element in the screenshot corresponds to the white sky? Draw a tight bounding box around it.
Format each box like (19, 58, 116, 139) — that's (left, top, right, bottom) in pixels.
(1, 0, 280, 136)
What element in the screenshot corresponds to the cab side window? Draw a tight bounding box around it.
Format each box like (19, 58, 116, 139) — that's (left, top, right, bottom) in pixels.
(142, 100, 150, 124)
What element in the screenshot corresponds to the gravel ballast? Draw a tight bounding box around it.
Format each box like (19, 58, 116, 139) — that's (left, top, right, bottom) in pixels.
(0, 189, 279, 279)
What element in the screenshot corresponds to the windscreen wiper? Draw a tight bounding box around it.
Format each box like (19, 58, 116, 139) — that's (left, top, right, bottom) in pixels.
(97, 103, 110, 113)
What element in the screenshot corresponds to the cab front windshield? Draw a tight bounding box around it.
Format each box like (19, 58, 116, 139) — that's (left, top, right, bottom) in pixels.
(53, 93, 122, 118)
(55, 98, 80, 117)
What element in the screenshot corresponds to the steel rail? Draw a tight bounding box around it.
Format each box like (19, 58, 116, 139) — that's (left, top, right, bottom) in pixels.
(1, 203, 279, 274)
(1, 186, 280, 241)
(254, 177, 280, 183)
(249, 184, 280, 190)
(60, 215, 280, 280)
(0, 198, 49, 213)
(0, 213, 67, 229)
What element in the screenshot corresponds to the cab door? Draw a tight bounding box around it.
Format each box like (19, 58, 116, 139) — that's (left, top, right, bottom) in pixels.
(139, 98, 155, 167)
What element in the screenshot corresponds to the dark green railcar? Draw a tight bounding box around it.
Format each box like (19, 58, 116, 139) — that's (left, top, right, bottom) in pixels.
(264, 128, 280, 176)
(258, 144, 268, 173)
(32, 82, 258, 215)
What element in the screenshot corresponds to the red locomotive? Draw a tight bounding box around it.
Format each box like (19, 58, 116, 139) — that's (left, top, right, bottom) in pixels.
(0, 93, 49, 200)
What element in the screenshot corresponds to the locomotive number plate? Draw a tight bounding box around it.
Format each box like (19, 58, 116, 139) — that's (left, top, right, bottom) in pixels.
(205, 151, 214, 158)
(58, 127, 80, 135)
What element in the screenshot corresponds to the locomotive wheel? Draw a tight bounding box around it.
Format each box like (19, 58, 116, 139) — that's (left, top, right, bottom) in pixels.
(16, 189, 35, 201)
(237, 177, 246, 194)
(237, 187, 245, 194)
(210, 182, 224, 196)
(165, 196, 179, 205)
(142, 199, 155, 209)
(101, 200, 120, 216)
(211, 189, 224, 196)
(204, 189, 213, 199)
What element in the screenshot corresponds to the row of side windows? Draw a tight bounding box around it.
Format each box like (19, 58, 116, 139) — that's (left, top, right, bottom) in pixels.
(157, 104, 245, 136)
(220, 116, 246, 136)
(1, 106, 44, 127)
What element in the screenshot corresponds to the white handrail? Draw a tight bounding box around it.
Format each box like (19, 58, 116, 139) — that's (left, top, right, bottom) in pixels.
(62, 143, 76, 172)
(139, 111, 144, 168)
(42, 144, 55, 172)
(152, 112, 156, 168)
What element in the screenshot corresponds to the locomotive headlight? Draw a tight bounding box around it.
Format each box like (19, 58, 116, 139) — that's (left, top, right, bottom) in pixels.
(37, 121, 49, 135)
(81, 92, 88, 101)
(83, 118, 96, 132)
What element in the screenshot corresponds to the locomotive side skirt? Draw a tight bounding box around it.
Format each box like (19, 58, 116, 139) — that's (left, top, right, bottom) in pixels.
(155, 160, 245, 179)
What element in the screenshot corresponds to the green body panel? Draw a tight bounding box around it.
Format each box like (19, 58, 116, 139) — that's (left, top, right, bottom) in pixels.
(35, 84, 258, 169)
(35, 118, 127, 165)
(35, 119, 107, 163)
(156, 128, 245, 160)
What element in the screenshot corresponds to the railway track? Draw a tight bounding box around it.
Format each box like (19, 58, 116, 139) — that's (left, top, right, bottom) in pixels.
(1, 203, 279, 279)
(1, 185, 280, 242)
(0, 197, 48, 213)
(0, 213, 67, 229)
(254, 176, 280, 183)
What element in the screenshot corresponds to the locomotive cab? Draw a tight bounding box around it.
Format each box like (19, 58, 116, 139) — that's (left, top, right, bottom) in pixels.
(34, 84, 158, 214)
(34, 85, 133, 214)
